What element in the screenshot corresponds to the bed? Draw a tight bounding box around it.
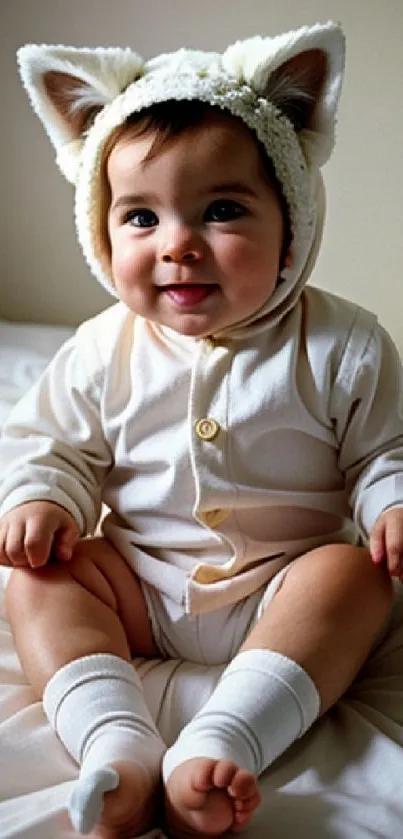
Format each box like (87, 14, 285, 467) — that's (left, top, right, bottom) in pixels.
(1, 318, 403, 838)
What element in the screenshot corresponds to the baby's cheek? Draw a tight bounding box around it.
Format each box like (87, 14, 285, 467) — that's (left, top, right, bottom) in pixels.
(112, 240, 140, 282)
(219, 238, 258, 270)
(226, 239, 280, 283)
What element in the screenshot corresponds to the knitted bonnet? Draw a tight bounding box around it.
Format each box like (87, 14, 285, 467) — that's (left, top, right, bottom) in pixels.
(17, 22, 345, 330)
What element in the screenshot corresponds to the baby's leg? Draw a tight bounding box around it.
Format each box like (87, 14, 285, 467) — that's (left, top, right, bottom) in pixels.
(163, 544, 393, 838)
(6, 537, 164, 838)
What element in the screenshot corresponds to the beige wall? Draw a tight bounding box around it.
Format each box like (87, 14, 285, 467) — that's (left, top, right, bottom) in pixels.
(1, 0, 402, 349)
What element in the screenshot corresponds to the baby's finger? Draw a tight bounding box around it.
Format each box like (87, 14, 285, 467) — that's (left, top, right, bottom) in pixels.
(387, 557, 402, 577)
(389, 555, 403, 579)
(385, 522, 403, 577)
(0, 525, 12, 566)
(2, 523, 29, 566)
(54, 522, 80, 561)
(24, 517, 55, 568)
(369, 520, 386, 564)
(394, 560, 403, 582)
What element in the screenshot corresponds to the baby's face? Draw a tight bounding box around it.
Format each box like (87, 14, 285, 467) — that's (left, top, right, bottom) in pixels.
(107, 112, 287, 338)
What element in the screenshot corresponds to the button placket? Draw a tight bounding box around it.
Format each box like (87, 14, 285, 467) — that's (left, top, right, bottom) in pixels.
(188, 339, 238, 538)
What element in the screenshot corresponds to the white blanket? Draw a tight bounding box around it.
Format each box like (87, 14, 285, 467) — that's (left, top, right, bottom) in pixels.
(1, 321, 403, 838)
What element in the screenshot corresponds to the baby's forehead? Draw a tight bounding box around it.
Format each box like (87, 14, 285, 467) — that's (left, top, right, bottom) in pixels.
(109, 132, 262, 200)
(110, 107, 263, 170)
(187, 109, 261, 147)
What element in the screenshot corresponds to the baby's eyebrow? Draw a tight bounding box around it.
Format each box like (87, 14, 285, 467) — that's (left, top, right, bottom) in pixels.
(209, 182, 257, 198)
(111, 193, 154, 210)
(110, 182, 258, 211)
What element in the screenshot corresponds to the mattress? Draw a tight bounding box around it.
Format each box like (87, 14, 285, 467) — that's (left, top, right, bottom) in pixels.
(1, 319, 403, 838)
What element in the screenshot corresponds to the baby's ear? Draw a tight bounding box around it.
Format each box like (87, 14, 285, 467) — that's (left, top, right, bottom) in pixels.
(17, 45, 144, 182)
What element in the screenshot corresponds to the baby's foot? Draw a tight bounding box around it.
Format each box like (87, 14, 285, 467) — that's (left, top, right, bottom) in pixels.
(164, 757, 261, 837)
(69, 760, 160, 838)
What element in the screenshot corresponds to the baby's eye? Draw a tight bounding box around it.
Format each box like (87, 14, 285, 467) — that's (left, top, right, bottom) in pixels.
(204, 199, 246, 223)
(125, 209, 158, 228)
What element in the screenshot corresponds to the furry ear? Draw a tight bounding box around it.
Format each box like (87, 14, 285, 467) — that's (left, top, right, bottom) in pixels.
(223, 22, 345, 167)
(41, 70, 108, 139)
(17, 44, 144, 181)
(264, 48, 328, 132)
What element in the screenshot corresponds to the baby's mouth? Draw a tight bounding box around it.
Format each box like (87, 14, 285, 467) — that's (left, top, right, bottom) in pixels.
(161, 283, 217, 307)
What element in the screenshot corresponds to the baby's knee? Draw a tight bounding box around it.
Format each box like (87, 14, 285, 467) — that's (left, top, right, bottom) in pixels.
(325, 543, 392, 594)
(5, 562, 60, 627)
(285, 543, 393, 613)
(5, 539, 114, 622)
(352, 546, 394, 613)
(67, 538, 158, 656)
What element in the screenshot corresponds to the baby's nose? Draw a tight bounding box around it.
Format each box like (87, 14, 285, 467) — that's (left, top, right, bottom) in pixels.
(160, 227, 203, 264)
(162, 248, 201, 263)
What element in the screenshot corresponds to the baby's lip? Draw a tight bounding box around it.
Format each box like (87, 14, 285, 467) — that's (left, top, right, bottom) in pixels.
(160, 283, 217, 307)
(157, 281, 219, 294)
(157, 280, 217, 289)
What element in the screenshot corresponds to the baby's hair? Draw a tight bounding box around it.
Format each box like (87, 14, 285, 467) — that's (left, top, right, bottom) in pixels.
(100, 100, 292, 271)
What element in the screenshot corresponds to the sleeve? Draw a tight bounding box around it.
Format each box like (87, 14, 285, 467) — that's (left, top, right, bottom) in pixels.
(330, 312, 403, 542)
(0, 328, 113, 534)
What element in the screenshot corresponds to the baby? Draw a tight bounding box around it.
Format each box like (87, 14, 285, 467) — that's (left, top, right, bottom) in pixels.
(0, 21, 402, 839)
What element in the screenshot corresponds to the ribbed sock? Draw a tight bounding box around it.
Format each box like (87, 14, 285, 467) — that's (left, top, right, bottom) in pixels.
(163, 648, 320, 782)
(43, 654, 166, 834)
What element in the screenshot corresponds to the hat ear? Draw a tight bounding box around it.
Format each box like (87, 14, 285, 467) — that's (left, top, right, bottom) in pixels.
(223, 22, 345, 167)
(264, 48, 328, 133)
(17, 44, 144, 181)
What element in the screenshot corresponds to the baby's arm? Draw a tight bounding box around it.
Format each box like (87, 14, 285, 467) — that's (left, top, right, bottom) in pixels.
(370, 507, 403, 579)
(0, 500, 80, 568)
(333, 318, 403, 571)
(0, 324, 113, 541)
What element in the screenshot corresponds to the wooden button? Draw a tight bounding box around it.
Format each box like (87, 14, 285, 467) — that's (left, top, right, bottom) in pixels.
(195, 418, 220, 441)
(201, 509, 230, 527)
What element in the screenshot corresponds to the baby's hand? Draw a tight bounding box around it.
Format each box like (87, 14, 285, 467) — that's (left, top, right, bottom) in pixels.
(0, 501, 80, 568)
(370, 508, 403, 579)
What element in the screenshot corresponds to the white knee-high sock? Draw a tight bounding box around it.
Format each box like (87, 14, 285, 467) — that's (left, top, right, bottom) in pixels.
(43, 654, 166, 834)
(162, 649, 320, 782)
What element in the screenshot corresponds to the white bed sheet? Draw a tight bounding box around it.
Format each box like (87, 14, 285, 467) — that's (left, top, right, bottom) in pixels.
(0, 319, 74, 427)
(1, 321, 403, 838)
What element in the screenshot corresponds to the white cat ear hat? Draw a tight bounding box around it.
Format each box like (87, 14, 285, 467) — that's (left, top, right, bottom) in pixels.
(17, 23, 345, 333)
